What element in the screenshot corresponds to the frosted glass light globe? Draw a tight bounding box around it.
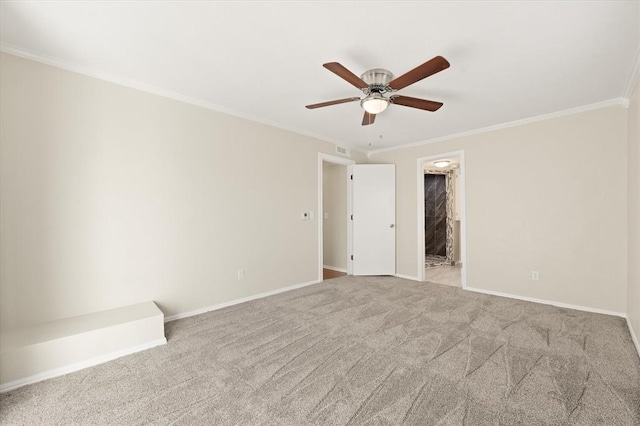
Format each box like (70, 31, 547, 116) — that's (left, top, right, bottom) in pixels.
(361, 94, 389, 114)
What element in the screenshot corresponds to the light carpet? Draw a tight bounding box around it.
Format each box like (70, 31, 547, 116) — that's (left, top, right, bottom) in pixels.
(1, 276, 639, 425)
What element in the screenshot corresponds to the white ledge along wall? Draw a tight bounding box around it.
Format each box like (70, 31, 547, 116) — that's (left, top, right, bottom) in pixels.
(369, 105, 628, 315)
(0, 52, 366, 330)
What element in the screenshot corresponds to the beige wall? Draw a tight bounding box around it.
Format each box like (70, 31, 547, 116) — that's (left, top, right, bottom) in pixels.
(628, 74, 640, 340)
(1, 50, 634, 331)
(322, 163, 347, 270)
(370, 106, 628, 314)
(0, 53, 367, 329)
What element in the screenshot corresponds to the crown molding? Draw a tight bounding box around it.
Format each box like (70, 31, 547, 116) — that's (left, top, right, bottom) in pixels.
(367, 98, 627, 157)
(1, 43, 629, 159)
(0, 44, 368, 156)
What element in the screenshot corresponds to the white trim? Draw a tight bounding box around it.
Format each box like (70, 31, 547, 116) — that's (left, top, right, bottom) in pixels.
(368, 98, 627, 156)
(0, 338, 167, 393)
(323, 265, 348, 273)
(627, 317, 640, 358)
(465, 286, 626, 318)
(0, 45, 368, 156)
(417, 151, 467, 289)
(318, 153, 355, 282)
(623, 45, 640, 100)
(394, 273, 420, 281)
(164, 279, 321, 323)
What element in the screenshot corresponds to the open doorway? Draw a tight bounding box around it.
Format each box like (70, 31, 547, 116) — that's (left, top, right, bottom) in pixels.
(318, 153, 354, 282)
(417, 151, 466, 287)
(322, 162, 348, 280)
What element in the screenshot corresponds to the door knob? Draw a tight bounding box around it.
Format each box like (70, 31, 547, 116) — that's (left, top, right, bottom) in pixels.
(390, 224, 395, 228)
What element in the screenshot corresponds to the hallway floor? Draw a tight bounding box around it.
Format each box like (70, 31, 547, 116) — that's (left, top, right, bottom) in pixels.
(424, 264, 462, 287)
(323, 268, 346, 281)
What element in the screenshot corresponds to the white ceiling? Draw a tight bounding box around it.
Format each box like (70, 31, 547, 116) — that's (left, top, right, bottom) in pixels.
(1, 1, 639, 152)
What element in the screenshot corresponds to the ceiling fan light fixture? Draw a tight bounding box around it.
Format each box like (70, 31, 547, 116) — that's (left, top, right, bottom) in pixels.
(308, 57, 449, 126)
(361, 93, 389, 114)
(434, 160, 450, 168)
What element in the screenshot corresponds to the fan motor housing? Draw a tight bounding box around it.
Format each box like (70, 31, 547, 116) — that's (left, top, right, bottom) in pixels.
(361, 68, 394, 91)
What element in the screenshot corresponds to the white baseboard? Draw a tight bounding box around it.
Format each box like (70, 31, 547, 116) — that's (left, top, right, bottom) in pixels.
(465, 286, 626, 318)
(627, 317, 640, 358)
(394, 273, 420, 281)
(164, 279, 322, 323)
(323, 265, 347, 273)
(0, 338, 166, 393)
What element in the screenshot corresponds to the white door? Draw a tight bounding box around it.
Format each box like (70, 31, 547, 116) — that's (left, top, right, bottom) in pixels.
(350, 164, 396, 275)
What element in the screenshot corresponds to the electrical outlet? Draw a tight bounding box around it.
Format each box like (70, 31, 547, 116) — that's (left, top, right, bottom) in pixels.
(237, 269, 244, 280)
(531, 271, 540, 281)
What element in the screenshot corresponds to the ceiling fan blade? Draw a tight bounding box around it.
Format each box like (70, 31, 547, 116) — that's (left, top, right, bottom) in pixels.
(305, 97, 360, 109)
(390, 95, 443, 111)
(323, 62, 368, 89)
(388, 56, 450, 90)
(362, 111, 376, 126)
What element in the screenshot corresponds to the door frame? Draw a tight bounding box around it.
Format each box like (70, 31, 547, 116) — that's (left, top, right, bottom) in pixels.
(318, 153, 355, 282)
(417, 150, 467, 287)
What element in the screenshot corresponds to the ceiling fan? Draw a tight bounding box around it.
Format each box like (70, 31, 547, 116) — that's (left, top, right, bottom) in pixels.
(305, 56, 450, 126)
